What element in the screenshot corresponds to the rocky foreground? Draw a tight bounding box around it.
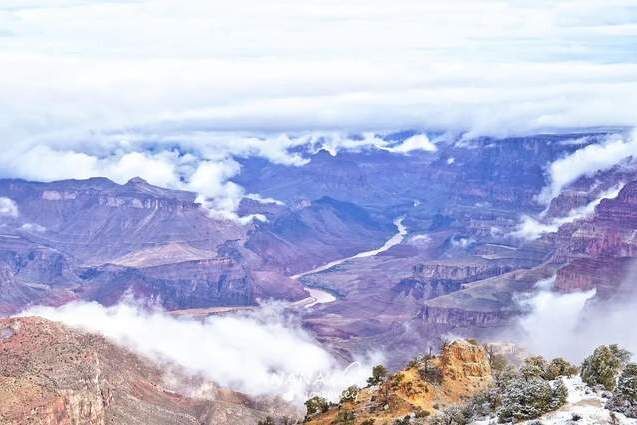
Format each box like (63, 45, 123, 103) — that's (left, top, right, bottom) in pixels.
(305, 340, 493, 425)
(0, 316, 282, 425)
(302, 340, 637, 425)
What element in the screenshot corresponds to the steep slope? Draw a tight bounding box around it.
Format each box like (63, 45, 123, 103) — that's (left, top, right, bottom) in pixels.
(0, 316, 280, 425)
(550, 180, 637, 298)
(0, 177, 241, 264)
(245, 196, 395, 275)
(305, 340, 493, 424)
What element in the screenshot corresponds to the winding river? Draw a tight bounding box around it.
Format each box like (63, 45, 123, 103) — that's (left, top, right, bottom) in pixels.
(292, 217, 407, 308)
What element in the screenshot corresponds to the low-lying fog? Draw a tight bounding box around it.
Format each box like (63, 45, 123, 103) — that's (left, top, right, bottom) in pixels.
(513, 276, 637, 361)
(22, 301, 381, 405)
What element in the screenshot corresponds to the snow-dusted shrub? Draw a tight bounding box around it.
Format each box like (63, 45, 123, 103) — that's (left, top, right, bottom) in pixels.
(497, 377, 567, 422)
(545, 357, 578, 380)
(520, 356, 578, 381)
(339, 385, 360, 403)
(520, 356, 549, 380)
(304, 395, 329, 418)
(607, 363, 637, 418)
(581, 345, 631, 391)
(429, 405, 472, 425)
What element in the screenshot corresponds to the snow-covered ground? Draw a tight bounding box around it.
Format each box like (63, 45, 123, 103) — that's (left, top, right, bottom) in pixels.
(473, 377, 636, 425)
(533, 377, 636, 425)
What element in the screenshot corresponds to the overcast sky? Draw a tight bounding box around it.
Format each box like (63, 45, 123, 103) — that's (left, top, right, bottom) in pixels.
(1, 0, 636, 218)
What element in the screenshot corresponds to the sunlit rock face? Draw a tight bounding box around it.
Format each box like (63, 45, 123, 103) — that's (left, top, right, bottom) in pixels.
(305, 339, 493, 425)
(0, 316, 275, 425)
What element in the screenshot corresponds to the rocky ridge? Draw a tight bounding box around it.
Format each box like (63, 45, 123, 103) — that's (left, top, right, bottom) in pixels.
(0, 316, 283, 425)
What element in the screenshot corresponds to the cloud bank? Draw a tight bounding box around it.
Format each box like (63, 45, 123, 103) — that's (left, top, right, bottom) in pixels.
(22, 301, 380, 405)
(514, 277, 637, 362)
(513, 183, 624, 240)
(539, 131, 637, 204)
(1, 0, 636, 220)
(1, 0, 636, 141)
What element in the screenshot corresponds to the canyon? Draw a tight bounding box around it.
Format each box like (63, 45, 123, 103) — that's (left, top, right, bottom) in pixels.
(2, 130, 637, 422)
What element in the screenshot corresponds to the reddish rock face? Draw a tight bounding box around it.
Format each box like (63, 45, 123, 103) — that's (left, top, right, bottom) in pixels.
(0, 317, 281, 425)
(305, 340, 493, 425)
(551, 181, 637, 296)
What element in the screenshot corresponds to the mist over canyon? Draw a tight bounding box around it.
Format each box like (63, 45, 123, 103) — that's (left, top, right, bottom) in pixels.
(2, 1, 637, 423)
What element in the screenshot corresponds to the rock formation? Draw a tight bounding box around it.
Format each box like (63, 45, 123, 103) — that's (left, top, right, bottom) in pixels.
(305, 340, 493, 424)
(0, 316, 283, 425)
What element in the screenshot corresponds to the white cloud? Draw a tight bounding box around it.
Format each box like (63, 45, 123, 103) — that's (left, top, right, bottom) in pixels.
(386, 134, 437, 154)
(0, 144, 272, 223)
(20, 223, 46, 233)
(0, 0, 636, 221)
(513, 184, 624, 240)
(0, 197, 19, 217)
(516, 277, 597, 361)
(102, 151, 180, 188)
(187, 160, 267, 223)
(0, 0, 636, 146)
(538, 131, 637, 204)
(244, 193, 285, 206)
(21, 301, 380, 405)
(0, 131, 440, 223)
(3, 145, 181, 188)
(514, 276, 637, 362)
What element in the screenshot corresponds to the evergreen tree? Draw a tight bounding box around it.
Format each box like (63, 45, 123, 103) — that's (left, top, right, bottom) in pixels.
(607, 363, 637, 418)
(581, 345, 631, 390)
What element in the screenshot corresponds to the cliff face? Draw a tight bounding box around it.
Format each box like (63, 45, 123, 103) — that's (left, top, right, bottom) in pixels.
(306, 340, 493, 425)
(394, 257, 533, 301)
(551, 181, 637, 296)
(0, 316, 275, 425)
(0, 177, 242, 264)
(0, 177, 408, 313)
(76, 259, 256, 309)
(0, 178, 259, 313)
(420, 305, 513, 328)
(418, 266, 556, 330)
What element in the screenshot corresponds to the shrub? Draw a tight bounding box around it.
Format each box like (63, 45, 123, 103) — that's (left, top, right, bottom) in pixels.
(520, 356, 579, 381)
(468, 389, 501, 416)
(339, 385, 360, 404)
(581, 345, 631, 390)
(257, 417, 275, 425)
(489, 353, 509, 374)
(494, 365, 519, 390)
(419, 364, 444, 384)
(368, 365, 389, 385)
(520, 356, 548, 380)
(304, 396, 329, 418)
(497, 377, 567, 422)
(392, 372, 405, 387)
(414, 407, 430, 418)
(430, 405, 472, 425)
(545, 358, 578, 380)
(607, 363, 637, 418)
(332, 410, 356, 425)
